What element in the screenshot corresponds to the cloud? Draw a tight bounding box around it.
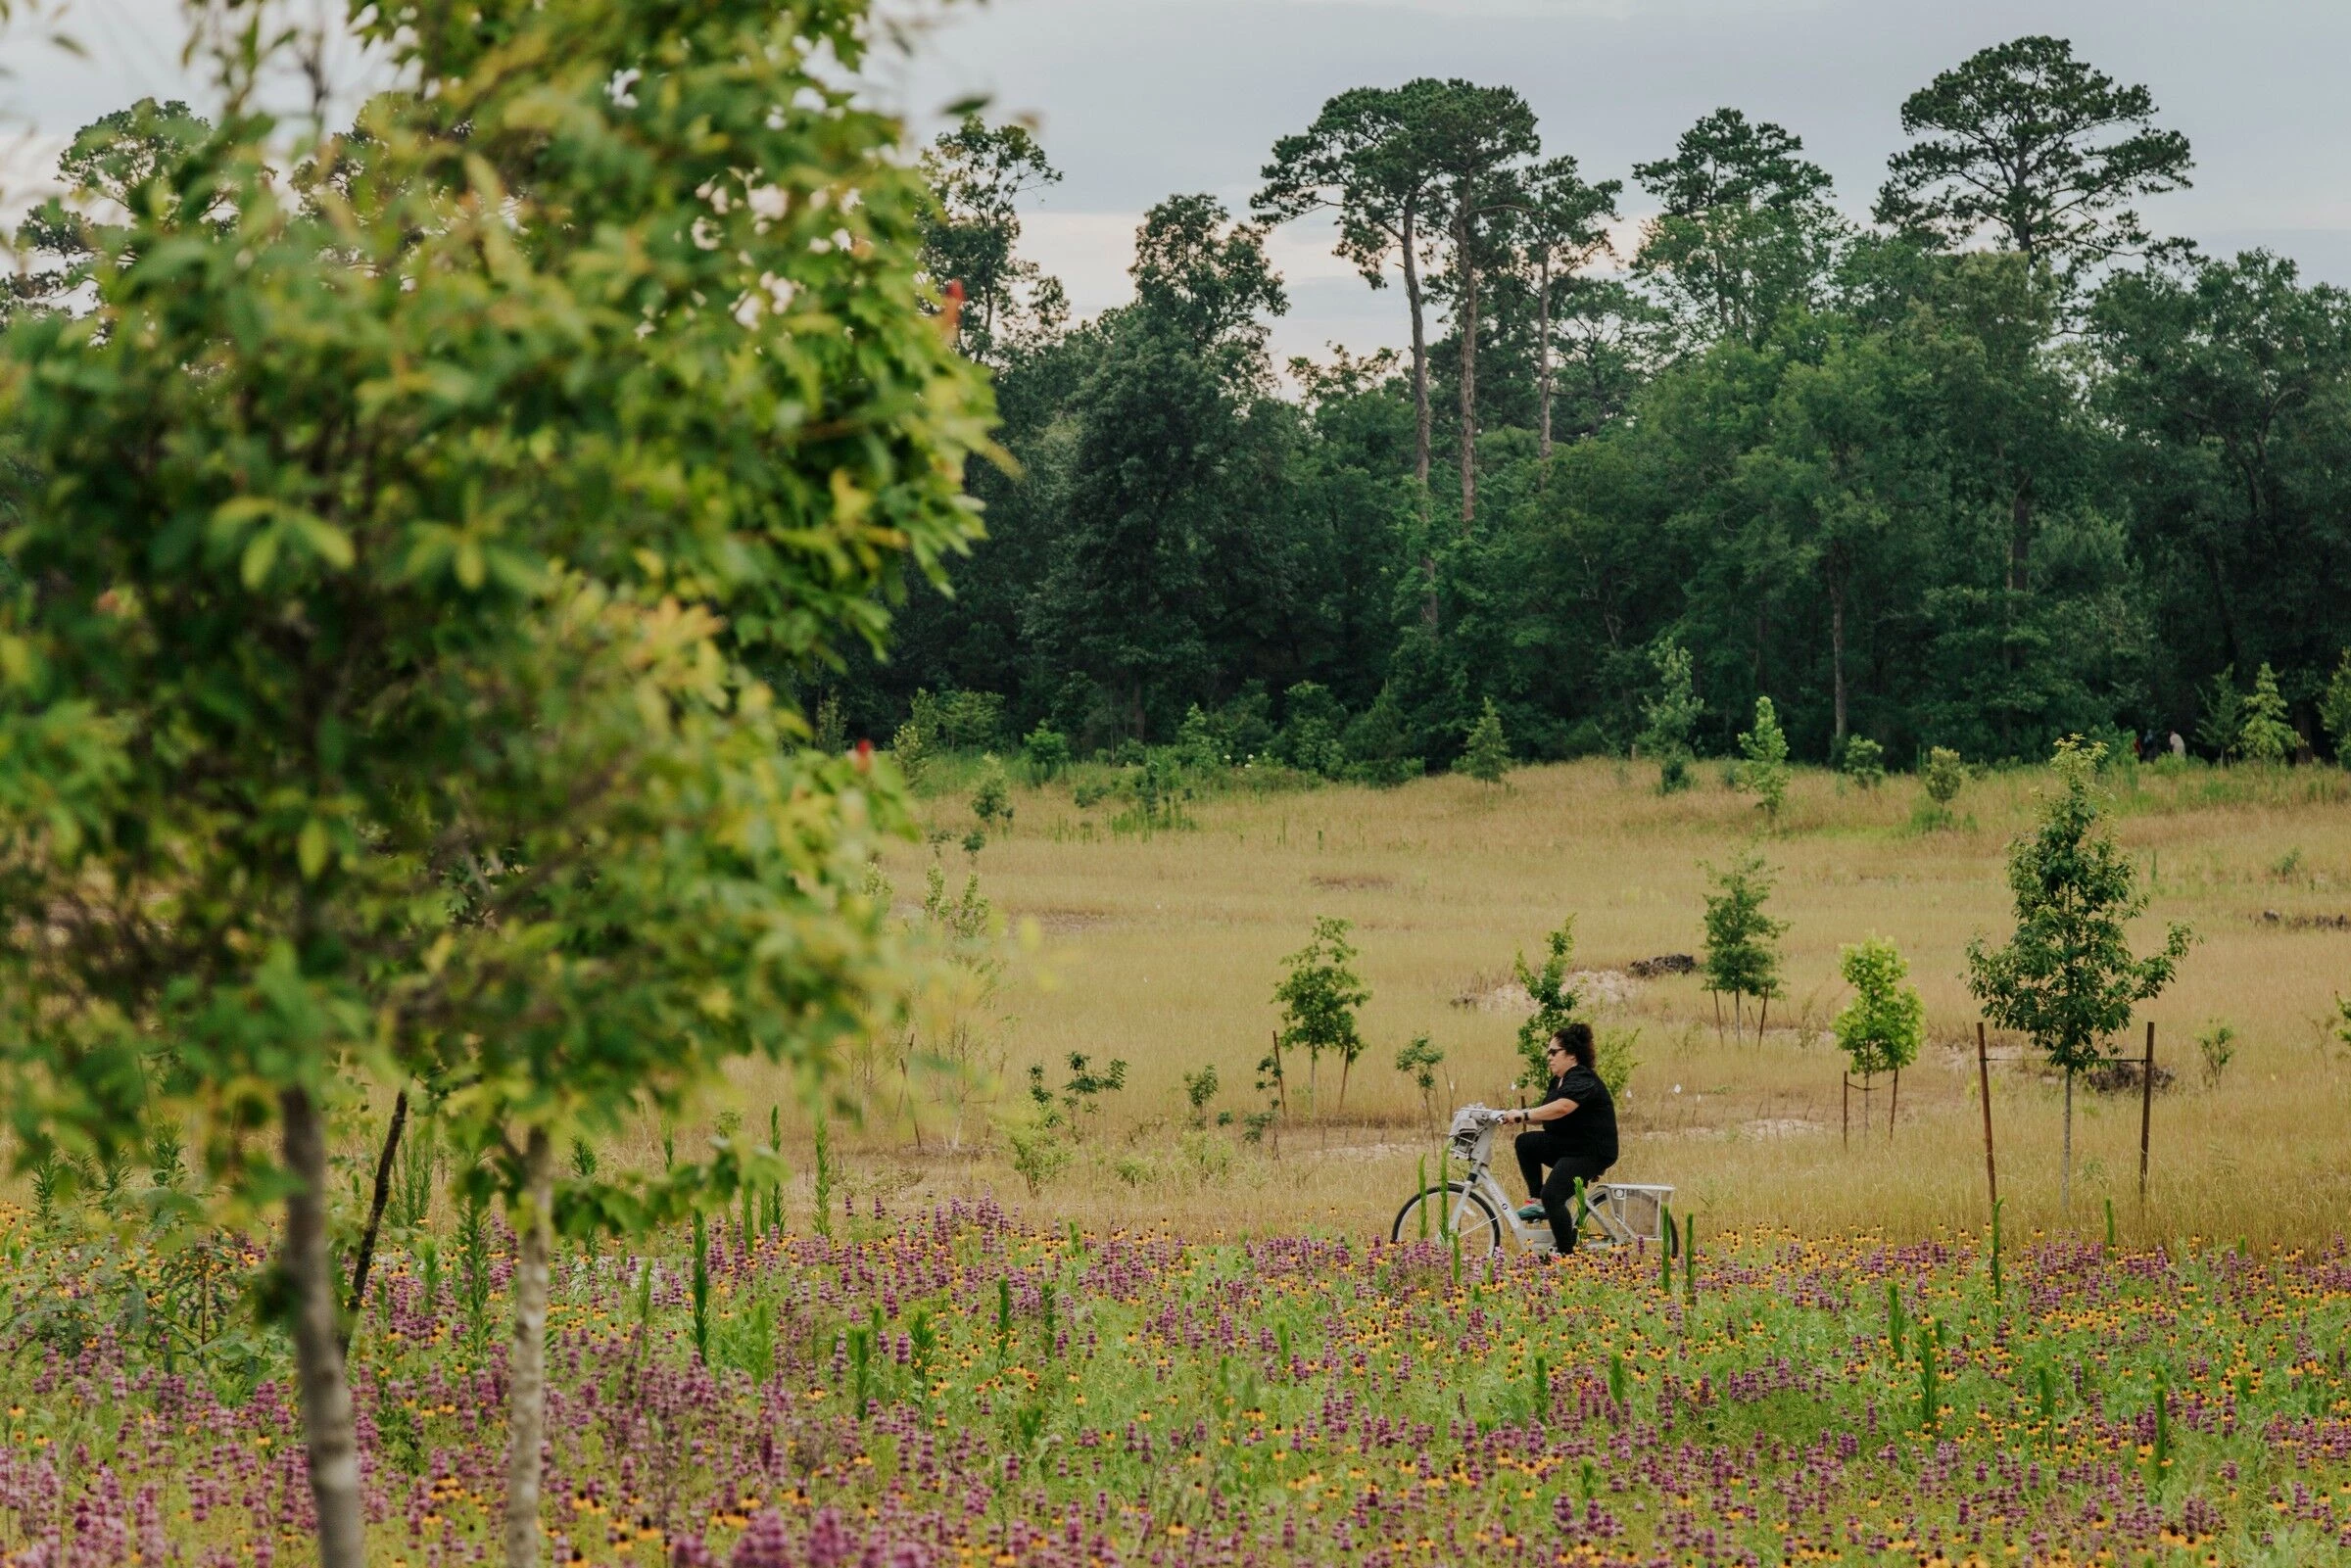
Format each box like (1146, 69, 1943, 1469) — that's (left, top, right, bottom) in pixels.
(1276, 0, 1827, 13)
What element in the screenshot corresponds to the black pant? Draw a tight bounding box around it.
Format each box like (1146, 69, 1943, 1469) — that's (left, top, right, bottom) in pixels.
(1514, 1132, 1612, 1255)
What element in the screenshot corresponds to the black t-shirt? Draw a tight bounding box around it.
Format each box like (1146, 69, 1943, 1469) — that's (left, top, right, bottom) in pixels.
(1544, 1066, 1618, 1166)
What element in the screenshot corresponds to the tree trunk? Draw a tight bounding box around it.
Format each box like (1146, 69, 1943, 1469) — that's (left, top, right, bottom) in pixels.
(2060, 1069, 2074, 1214)
(2008, 478, 2033, 594)
(1406, 205, 1440, 632)
(1456, 206, 1479, 528)
(501, 1128, 556, 1568)
(1536, 251, 1555, 462)
(1403, 203, 1430, 491)
(281, 1085, 367, 1568)
(1829, 576, 1847, 749)
(344, 1088, 409, 1352)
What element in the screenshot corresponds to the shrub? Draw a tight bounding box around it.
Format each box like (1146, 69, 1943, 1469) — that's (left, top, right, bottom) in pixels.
(891, 721, 929, 786)
(1839, 736, 1886, 788)
(2321, 650, 2351, 766)
(1272, 917, 1369, 1114)
(1832, 936, 1924, 1095)
(1177, 1131, 1234, 1184)
(1343, 687, 1422, 786)
(1023, 723, 1070, 782)
(1703, 851, 1785, 1044)
(1111, 750, 1189, 834)
(1002, 1121, 1073, 1197)
(1923, 746, 1966, 804)
(971, 760, 1014, 833)
(1455, 698, 1511, 785)
(1181, 1066, 1221, 1129)
(813, 694, 847, 755)
(1511, 920, 1583, 1089)
(1175, 688, 1275, 769)
(1733, 697, 1791, 823)
(1027, 1053, 1128, 1137)
(2236, 663, 2297, 764)
(1595, 1026, 1641, 1104)
(2195, 1022, 2237, 1087)
(1394, 1035, 1446, 1135)
(2193, 667, 2242, 760)
(1274, 682, 1350, 778)
(911, 689, 1006, 751)
(1639, 641, 1703, 795)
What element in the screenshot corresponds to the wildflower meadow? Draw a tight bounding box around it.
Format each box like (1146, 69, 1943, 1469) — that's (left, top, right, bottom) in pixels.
(6, 1195, 2348, 1568)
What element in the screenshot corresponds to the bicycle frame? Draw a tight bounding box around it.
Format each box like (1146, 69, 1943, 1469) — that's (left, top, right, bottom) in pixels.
(1431, 1107, 1672, 1255)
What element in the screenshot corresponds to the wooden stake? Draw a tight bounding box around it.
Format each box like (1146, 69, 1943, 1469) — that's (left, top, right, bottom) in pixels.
(1842, 1074, 1849, 1150)
(1890, 1068, 1900, 1140)
(1977, 1022, 1998, 1216)
(2138, 1020, 2155, 1208)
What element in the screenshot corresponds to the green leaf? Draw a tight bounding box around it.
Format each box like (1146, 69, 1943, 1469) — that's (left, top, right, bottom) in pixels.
(240, 528, 280, 589)
(297, 819, 329, 880)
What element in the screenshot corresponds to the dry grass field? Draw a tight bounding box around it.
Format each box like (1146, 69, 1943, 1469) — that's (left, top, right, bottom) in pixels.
(723, 756, 2351, 1248)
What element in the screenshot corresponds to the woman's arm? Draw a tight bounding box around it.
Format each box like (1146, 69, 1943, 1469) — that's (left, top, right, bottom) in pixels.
(1509, 1096, 1579, 1125)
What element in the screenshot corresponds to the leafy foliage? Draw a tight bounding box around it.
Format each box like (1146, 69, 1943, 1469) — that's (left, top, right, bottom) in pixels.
(1456, 698, 1512, 784)
(1833, 937, 1925, 1082)
(1923, 747, 1968, 805)
(2322, 651, 2351, 766)
(1876, 35, 2193, 279)
(1638, 641, 1703, 794)
(920, 117, 1067, 364)
(2193, 667, 2244, 760)
(1966, 740, 2192, 1077)
(1839, 736, 1887, 788)
(1702, 851, 1787, 1041)
(1965, 740, 2192, 1205)
(1510, 920, 1583, 1089)
(1632, 110, 1841, 350)
(1393, 1034, 1446, 1134)
(1272, 917, 1371, 1111)
(2194, 1022, 2237, 1088)
(1734, 697, 1793, 823)
(2236, 663, 2297, 764)
(0, 0, 989, 1557)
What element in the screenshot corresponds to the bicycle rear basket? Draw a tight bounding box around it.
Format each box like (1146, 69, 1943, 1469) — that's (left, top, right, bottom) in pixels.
(1592, 1183, 1674, 1243)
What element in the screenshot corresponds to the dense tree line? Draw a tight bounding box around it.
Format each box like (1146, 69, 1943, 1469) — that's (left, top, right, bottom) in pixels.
(28, 44, 2337, 775)
(839, 36, 2351, 772)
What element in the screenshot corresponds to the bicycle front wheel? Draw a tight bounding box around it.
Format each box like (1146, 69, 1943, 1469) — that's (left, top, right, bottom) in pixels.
(1390, 1183, 1505, 1254)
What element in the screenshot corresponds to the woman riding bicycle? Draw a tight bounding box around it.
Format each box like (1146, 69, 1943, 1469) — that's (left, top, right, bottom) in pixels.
(1498, 1022, 1617, 1255)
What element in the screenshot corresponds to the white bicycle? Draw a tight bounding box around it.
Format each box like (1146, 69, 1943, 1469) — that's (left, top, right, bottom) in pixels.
(1389, 1105, 1676, 1257)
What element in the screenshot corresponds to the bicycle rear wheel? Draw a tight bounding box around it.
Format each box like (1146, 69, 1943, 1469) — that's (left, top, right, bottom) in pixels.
(1389, 1183, 1505, 1254)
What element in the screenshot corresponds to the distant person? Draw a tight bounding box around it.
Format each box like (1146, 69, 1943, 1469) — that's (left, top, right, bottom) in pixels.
(2169, 731, 2186, 759)
(1501, 1022, 1617, 1255)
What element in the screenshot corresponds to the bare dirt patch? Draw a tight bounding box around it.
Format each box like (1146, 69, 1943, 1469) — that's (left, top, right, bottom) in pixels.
(1309, 872, 1397, 891)
(1021, 907, 1118, 933)
(1454, 968, 1647, 1013)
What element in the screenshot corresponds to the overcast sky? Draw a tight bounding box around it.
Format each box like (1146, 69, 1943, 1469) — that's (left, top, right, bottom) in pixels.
(894, 0, 2351, 363)
(7, 0, 2348, 366)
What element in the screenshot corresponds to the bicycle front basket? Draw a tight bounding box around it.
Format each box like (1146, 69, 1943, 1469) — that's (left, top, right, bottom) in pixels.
(1447, 1105, 1495, 1161)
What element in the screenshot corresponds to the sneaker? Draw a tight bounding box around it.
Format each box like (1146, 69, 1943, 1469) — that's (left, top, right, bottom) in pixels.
(1515, 1203, 1547, 1223)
